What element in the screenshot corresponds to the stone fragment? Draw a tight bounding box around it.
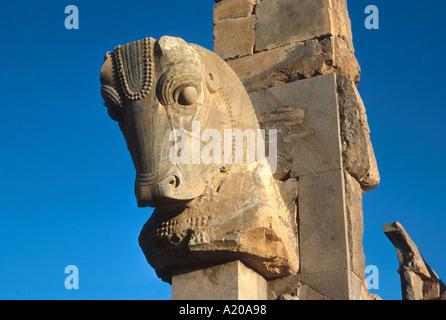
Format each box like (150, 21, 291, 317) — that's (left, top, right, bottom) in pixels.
(213, 0, 255, 22)
(337, 74, 380, 191)
(213, 15, 255, 60)
(384, 222, 446, 300)
(331, 0, 354, 51)
(402, 271, 425, 300)
(255, 0, 353, 52)
(423, 279, 441, 301)
(172, 260, 267, 300)
(227, 36, 359, 93)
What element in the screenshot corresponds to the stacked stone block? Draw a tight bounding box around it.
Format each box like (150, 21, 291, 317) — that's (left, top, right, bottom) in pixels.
(214, 0, 380, 299)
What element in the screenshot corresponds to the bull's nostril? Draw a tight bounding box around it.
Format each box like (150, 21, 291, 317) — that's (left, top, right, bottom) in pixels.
(168, 175, 180, 188)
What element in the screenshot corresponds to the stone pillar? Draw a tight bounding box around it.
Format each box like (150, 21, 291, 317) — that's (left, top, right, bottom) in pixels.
(172, 261, 268, 300)
(213, 0, 380, 300)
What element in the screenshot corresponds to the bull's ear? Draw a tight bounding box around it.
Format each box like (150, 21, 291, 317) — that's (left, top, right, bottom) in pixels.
(202, 55, 222, 94)
(205, 68, 222, 94)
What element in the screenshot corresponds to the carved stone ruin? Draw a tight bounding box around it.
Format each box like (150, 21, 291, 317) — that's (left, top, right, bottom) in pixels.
(212, 0, 379, 300)
(99, 0, 384, 300)
(100, 36, 299, 284)
(384, 222, 446, 300)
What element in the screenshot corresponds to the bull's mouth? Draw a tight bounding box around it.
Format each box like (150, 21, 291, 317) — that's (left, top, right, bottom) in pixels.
(135, 165, 200, 209)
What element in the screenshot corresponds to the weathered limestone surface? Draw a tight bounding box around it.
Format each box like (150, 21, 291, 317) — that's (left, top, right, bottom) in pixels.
(213, 15, 255, 59)
(255, 0, 331, 52)
(172, 261, 267, 300)
(276, 282, 331, 300)
(297, 160, 368, 299)
(214, 0, 354, 57)
(244, 70, 375, 300)
(249, 74, 342, 179)
(384, 222, 446, 300)
(248, 73, 377, 195)
(213, 0, 255, 22)
(255, 0, 353, 52)
(267, 270, 372, 300)
(337, 75, 380, 191)
(228, 36, 360, 93)
(344, 171, 366, 284)
(299, 170, 347, 273)
(331, 0, 354, 51)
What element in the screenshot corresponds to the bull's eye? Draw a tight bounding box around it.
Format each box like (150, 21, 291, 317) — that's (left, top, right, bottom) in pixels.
(176, 86, 198, 106)
(157, 64, 203, 107)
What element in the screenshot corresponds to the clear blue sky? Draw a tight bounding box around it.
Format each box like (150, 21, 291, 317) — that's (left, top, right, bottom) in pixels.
(0, 0, 444, 300)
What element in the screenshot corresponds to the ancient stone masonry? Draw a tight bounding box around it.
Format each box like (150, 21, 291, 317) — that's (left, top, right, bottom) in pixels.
(214, 0, 380, 300)
(384, 222, 446, 300)
(214, 0, 359, 90)
(99, 0, 382, 300)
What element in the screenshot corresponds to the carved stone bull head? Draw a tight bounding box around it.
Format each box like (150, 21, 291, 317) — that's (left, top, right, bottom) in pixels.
(100, 36, 299, 282)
